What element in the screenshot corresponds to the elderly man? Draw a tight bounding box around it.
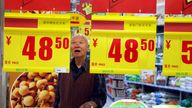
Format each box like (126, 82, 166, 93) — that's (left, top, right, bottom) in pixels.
(54, 34, 107, 108)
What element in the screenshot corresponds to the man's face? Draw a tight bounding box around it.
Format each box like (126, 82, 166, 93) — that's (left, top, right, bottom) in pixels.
(71, 36, 88, 58)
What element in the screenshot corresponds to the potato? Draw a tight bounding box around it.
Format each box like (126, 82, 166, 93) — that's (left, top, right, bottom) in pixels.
(29, 82, 36, 89)
(11, 100, 17, 107)
(19, 81, 28, 87)
(15, 103, 22, 108)
(47, 85, 54, 91)
(14, 80, 20, 87)
(12, 88, 20, 98)
(45, 74, 52, 81)
(34, 76, 42, 82)
(51, 73, 57, 78)
(38, 90, 50, 101)
(36, 79, 47, 90)
(27, 73, 35, 80)
(53, 79, 57, 85)
(19, 86, 29, 96)
(48, 91, 55, 103)
(23, 95, 34, 106)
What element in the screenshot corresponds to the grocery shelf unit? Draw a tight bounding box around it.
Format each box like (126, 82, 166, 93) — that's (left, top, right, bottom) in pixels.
(106, 75, 125, 102)
(124, 31, 192, 107)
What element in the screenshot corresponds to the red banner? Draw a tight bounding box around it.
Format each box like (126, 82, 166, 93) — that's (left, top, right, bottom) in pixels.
(92, 0, 156, 13)
(4, 0, 70, 11)
(165, 0, 192, 14)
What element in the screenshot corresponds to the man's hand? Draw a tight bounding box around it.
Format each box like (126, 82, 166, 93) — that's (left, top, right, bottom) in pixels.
(79, 101, 97, 108)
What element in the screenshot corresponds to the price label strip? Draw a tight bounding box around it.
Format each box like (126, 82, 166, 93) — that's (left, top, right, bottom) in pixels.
(3, 12, 71, 72)
(163, 17, 192, 76)
(90, 15, 156, 74)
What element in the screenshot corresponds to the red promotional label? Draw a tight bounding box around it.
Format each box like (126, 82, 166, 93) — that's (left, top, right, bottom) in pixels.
(165, 0, 192, 14)
(77, 0, 92, 20)
(4, 0, 70, 11)
(92, 0, 156, 13)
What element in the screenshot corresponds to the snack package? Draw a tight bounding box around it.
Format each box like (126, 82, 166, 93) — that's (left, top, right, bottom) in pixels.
(10, 72, 57, 108)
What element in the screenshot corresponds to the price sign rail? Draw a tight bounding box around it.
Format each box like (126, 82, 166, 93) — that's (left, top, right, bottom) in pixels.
(90, 14, 156, 74)
(163, 17, 192, 76)
(3, 12, 71, 73)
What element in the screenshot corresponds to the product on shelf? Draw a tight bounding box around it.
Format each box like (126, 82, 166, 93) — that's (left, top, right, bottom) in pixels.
(116, 89, 125, 97)
(112, 80, 124, 89)
(136, 91, 179, 107)
(141, 70, 154, 84)
(125, 75, 141, 82)
(156, 72, 167, 85)
(168, 76, 192, 91)
(180, 97, 192, 107)
(131, 89, 141, 99)
(10, 72, 57, 108)
(168, 77, 177, 87)
(112, 75, 124, 79)
(183, 77, 192, 90)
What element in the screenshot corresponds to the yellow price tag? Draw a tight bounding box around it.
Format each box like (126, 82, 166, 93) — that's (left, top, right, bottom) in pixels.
(90, 15, 156, 74)
(78, 20, 91, 39)
(4, 30, 71, 72)
(3, 12, 71, 72)
(163, 32, 192, 76)
(90, 30, 156, 74)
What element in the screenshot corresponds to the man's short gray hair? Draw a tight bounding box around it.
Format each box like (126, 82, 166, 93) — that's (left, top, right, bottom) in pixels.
(72, 34, 89, 47)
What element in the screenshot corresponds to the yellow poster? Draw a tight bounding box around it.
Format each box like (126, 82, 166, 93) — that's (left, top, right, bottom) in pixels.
(90, 15, 156, 74)
(163, 32, 192, 76)
(3, 12, 71, 72)
(163, 17, 192, 76)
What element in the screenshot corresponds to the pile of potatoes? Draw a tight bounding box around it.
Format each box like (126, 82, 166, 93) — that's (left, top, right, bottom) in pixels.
(10, 72, 58, 108)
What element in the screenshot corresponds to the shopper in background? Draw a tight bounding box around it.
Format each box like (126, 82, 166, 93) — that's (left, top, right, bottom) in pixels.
(54, 34, 107, 108)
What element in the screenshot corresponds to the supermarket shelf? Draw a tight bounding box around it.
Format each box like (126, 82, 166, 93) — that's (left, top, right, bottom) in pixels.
(107, 84, 124, 90)
(126, 81, 192, 94)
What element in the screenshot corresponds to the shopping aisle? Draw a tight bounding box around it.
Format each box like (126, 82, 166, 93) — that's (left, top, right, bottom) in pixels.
(103, 96, 113, 108)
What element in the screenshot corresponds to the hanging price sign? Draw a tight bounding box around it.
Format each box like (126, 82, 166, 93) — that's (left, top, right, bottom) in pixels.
(78, 20, 91, 39)
(3, 12, 71, 72)
(163, 17, 192, 76)
(90, 15, 156, 74)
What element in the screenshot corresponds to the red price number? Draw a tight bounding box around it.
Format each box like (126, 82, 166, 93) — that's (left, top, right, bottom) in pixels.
(84, 28, 90, 36)
(22, 36, 69, 60)
(108, 38, 155, 63)
(182, 41, 192, 64)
